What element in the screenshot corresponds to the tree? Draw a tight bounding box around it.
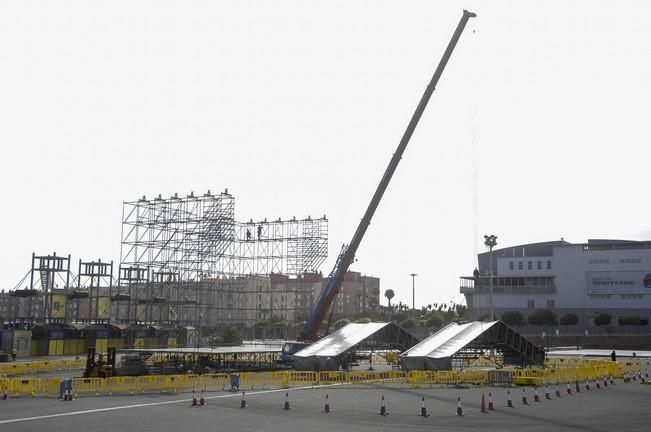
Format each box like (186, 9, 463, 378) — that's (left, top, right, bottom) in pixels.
(390, 311, 408, 323)
(400, 318, 418, 329)
(559, 313, 579, 326)
(425, 313, 444, 330)
(527, 309, 558, 326)
(594, 313, 612, 326)
(333, 318, 350, 330)
(384, 289, 395, 309)
(355, 317, 371, 324)
(209, 325, 242, 346)
(501, 311, 525, 326)
(620, 315, 644, 325)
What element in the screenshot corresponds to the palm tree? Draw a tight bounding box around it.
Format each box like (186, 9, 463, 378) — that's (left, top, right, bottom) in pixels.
(384, 289, 395, 310)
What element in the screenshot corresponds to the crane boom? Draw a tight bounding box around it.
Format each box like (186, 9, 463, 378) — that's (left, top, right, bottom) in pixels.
(301, 10, 476, 341)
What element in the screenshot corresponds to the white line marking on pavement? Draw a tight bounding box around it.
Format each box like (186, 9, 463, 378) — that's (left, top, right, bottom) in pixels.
(0, 383, 343, 425)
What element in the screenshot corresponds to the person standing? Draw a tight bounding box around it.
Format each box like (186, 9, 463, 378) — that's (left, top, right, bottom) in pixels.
(610, 350, 616, 362)
(11, 347, 17, 362)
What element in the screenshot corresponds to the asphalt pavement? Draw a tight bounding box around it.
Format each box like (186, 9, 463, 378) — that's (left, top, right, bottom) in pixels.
(1, 378, 650, 432)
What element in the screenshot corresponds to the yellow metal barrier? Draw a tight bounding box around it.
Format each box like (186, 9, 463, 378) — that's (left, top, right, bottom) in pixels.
(9, 377, 40, 397)
(0, 356, 628, 398)
(106, 376, 139, 396)
(201, 373, 230, 391)
(0, 358, 86, 376)
(41, 378, 63, 397)
(72, 378, 104, 396)
(137, 375, 168, 394)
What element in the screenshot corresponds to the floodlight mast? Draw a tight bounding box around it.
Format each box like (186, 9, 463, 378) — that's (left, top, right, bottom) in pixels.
(301, 10, 477, 341)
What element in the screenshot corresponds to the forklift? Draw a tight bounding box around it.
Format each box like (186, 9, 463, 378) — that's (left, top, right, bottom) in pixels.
(84, 347, 116, 378)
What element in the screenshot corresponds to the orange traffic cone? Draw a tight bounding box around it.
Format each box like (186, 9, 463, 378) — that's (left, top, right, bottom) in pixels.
(378, 395, 388, 416)
(534, 386, 540, 402)
(284, 392, 290, 410)
(200, 389, 205, 406)
(488, 392, 495, 410)
(575, 380, 581, 393)
(456, 396, 463, 416)
(2, 386, 7, 400)
(521, 388, 529, 405)
(555, 382, 562, 398)
(192, 389, 197, 406)
(603, 378, 608, 388)
(480, 393, 487, 413)
(596, 380, 601, 389)
(506, 390, 513, 408)
(324, 394, 331, 413)
(240, 391, 247, 408)
(610, 376, 614, 385)
(585, 380, 590, 391)
(418, 396, 430, 417)
(567, 381, 572, 395)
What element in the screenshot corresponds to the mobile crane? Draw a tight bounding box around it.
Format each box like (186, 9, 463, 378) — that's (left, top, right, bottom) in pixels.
(300, 10, 476, 342)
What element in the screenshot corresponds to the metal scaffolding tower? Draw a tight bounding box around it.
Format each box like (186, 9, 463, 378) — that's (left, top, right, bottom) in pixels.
(119, 189, 328, 280)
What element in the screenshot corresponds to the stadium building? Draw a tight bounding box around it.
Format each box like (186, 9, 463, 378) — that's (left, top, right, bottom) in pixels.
(460, 239, 651, 330)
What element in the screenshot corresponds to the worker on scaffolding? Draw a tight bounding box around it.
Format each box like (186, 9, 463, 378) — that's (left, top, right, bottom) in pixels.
(246, 229, 252, 241)
(257, 225, 262, 239)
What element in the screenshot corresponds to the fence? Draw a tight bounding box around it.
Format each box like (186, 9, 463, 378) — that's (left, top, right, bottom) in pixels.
(0, 358, 634, 398)
(0, 358, 86, 376)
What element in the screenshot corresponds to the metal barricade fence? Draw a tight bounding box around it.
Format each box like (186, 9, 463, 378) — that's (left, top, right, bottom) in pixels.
(459, 370, 489, 385)
(137, 375, 167, 394)
(106, 376, 139, 395)
(201, 373, 230, 391)
(488, 370, 513, 386)
(9, 377, 40, 397)
(72, 378, 104, 396)
(41, 378, 63, 397)
(0, 357, 628, 398)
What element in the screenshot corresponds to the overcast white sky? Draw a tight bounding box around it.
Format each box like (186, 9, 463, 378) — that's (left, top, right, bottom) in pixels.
(1, 1, 650, 309)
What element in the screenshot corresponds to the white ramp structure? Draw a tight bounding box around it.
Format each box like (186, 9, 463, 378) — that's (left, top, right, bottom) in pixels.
(400, 320, 545, 371)
(293, 322, 419, 371)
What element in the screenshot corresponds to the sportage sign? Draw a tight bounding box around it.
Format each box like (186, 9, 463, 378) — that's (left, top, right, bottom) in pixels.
(587, 271, 651, 294)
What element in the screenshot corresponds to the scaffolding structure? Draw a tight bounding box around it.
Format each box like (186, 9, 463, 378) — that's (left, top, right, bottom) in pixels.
(1, 190, 330, 328)
(119, 189, 328, 280)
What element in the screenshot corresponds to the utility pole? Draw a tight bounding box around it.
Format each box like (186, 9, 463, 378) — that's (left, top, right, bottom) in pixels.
(484, 235, 497, 320)
(410, 273, 417, 310)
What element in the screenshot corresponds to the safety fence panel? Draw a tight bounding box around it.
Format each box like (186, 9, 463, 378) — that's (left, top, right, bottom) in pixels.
(619, 361, 641, 376)
(0, 363, 29, 376)
(436, 370, 457, 385)
(459, 370, 489, 385)
(9, 377, 40, 397)
(72, 378, 104, 396)
(488, 370, 513, 387)
(137, 375, 168, 394)
(0, 358, 86, 376)
(106, 376, 140, 395)
(201, 373, 230, 391)
(41, 378, 63, 397)
(288, 371, 316, 387)
(372, 370, 406, 384)
(317, 371, 345, 385)
(1, 376, 10, 394)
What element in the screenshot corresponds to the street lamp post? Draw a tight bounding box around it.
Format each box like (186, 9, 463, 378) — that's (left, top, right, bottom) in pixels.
(484, 235, 498, 321)
(410, 273, 417, 310)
